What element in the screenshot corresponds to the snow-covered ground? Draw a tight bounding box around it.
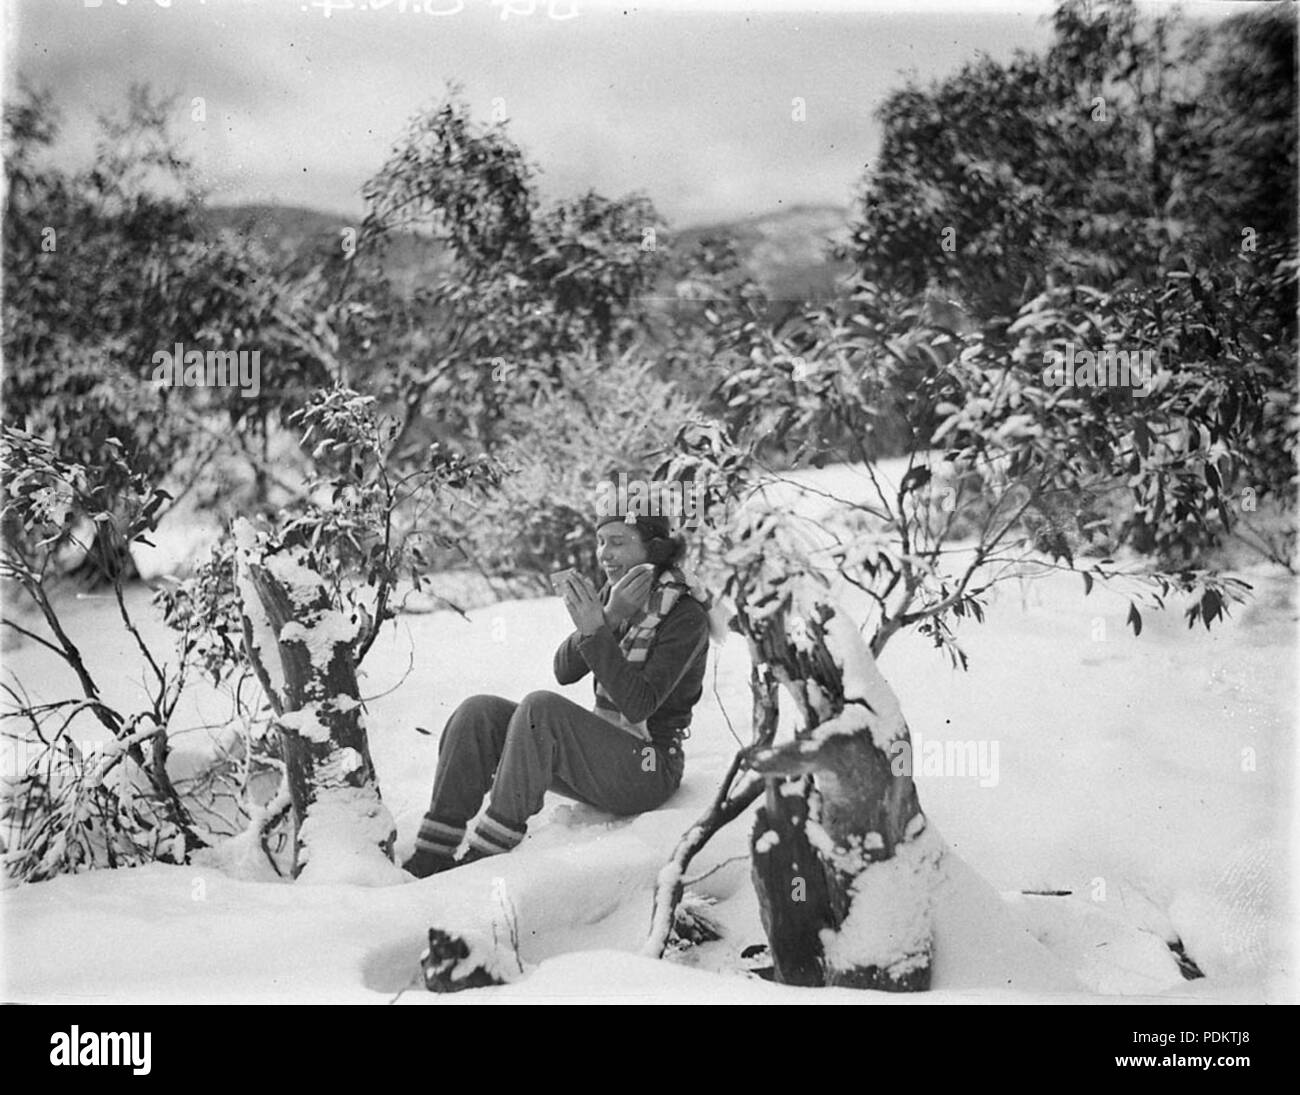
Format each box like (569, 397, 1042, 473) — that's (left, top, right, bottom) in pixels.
(1, 465, 1295, 1003)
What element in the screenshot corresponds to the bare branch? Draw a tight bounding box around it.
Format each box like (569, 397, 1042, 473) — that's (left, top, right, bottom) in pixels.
(642, 751, 762, 959)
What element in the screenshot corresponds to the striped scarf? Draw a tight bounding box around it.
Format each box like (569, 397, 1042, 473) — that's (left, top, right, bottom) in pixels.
(593, 566, 707, 741)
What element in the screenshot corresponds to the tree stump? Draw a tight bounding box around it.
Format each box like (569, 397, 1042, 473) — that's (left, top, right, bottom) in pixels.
(233, 519, 395, 879)
(740, 591, 943, 990)
(750, 778, 835, 986)
(420, 929, 509, 993)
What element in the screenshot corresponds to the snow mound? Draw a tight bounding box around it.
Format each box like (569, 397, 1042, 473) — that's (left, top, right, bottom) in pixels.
(1004, 892, 1186, 995)
(926, 828, 1082, 994)
(297, 789, 404, 888)
(822, 822, 944, 980)
(1168, 837, 1284, 983)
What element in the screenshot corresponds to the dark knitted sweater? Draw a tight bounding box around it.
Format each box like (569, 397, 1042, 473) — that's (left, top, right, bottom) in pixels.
(552, 595, 709, 749)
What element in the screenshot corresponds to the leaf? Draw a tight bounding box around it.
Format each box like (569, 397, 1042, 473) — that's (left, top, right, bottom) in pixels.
(1126, 602, 1142, 637)
(1200, 588, 1224, 630)
(1133, 417, 1150, 458)
(899, 466, 932, 495)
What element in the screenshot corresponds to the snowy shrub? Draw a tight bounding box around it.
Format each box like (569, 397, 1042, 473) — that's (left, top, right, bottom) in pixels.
(448, 347, 702, 593)
(1, 84, 352, 574)
(158, 386, 501, 876)
(1, 426, 208, 882)
(643, 248, 1283, 980)
(153, 542, 285, 847)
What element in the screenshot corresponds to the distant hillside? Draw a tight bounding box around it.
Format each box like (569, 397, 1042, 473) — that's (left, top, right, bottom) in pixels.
(669, 204, 854, 302)
(202, 204, 351, 265)
(201, 204, 453, 291)
(202, 200, 854, 303)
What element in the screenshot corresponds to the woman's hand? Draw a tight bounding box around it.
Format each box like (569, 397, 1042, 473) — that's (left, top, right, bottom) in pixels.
(605, 563, 656, 625)
(559, 572, 607, 636)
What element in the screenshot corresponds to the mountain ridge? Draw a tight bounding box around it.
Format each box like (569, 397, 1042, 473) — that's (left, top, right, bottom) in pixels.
(203, 200, 855, 302)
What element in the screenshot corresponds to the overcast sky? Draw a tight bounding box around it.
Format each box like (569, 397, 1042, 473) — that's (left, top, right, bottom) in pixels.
(2, 0, 1245, 227)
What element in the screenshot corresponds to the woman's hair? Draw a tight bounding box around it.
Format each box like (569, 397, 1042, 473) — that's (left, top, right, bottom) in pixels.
(642, 531, 687, 575)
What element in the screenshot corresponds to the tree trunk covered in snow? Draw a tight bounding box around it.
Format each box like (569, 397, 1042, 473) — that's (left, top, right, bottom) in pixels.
(738, 594, 942, 991)
(233, 519, 395, 880)
(751, 777, 836, 985)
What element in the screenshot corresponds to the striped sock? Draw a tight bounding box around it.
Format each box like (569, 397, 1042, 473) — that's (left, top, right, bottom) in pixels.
(415, 815, 465, 861)
(466, 808, 527, 858)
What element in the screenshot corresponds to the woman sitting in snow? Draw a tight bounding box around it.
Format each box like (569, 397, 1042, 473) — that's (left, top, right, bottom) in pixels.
(402, 509, 715, 877)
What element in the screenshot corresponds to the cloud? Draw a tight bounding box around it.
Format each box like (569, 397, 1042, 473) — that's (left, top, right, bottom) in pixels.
(7, 0, 1053, 226)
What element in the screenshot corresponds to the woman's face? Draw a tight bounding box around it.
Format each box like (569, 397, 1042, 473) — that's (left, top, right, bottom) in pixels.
(596, 522, 650, 585)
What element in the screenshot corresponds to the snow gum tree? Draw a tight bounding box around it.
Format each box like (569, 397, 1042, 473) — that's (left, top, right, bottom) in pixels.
(171, 387, 501, 880)
(233, 518, 392, 882)
(738, 576, 938, 990)
(638, 0, 1295, 975)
